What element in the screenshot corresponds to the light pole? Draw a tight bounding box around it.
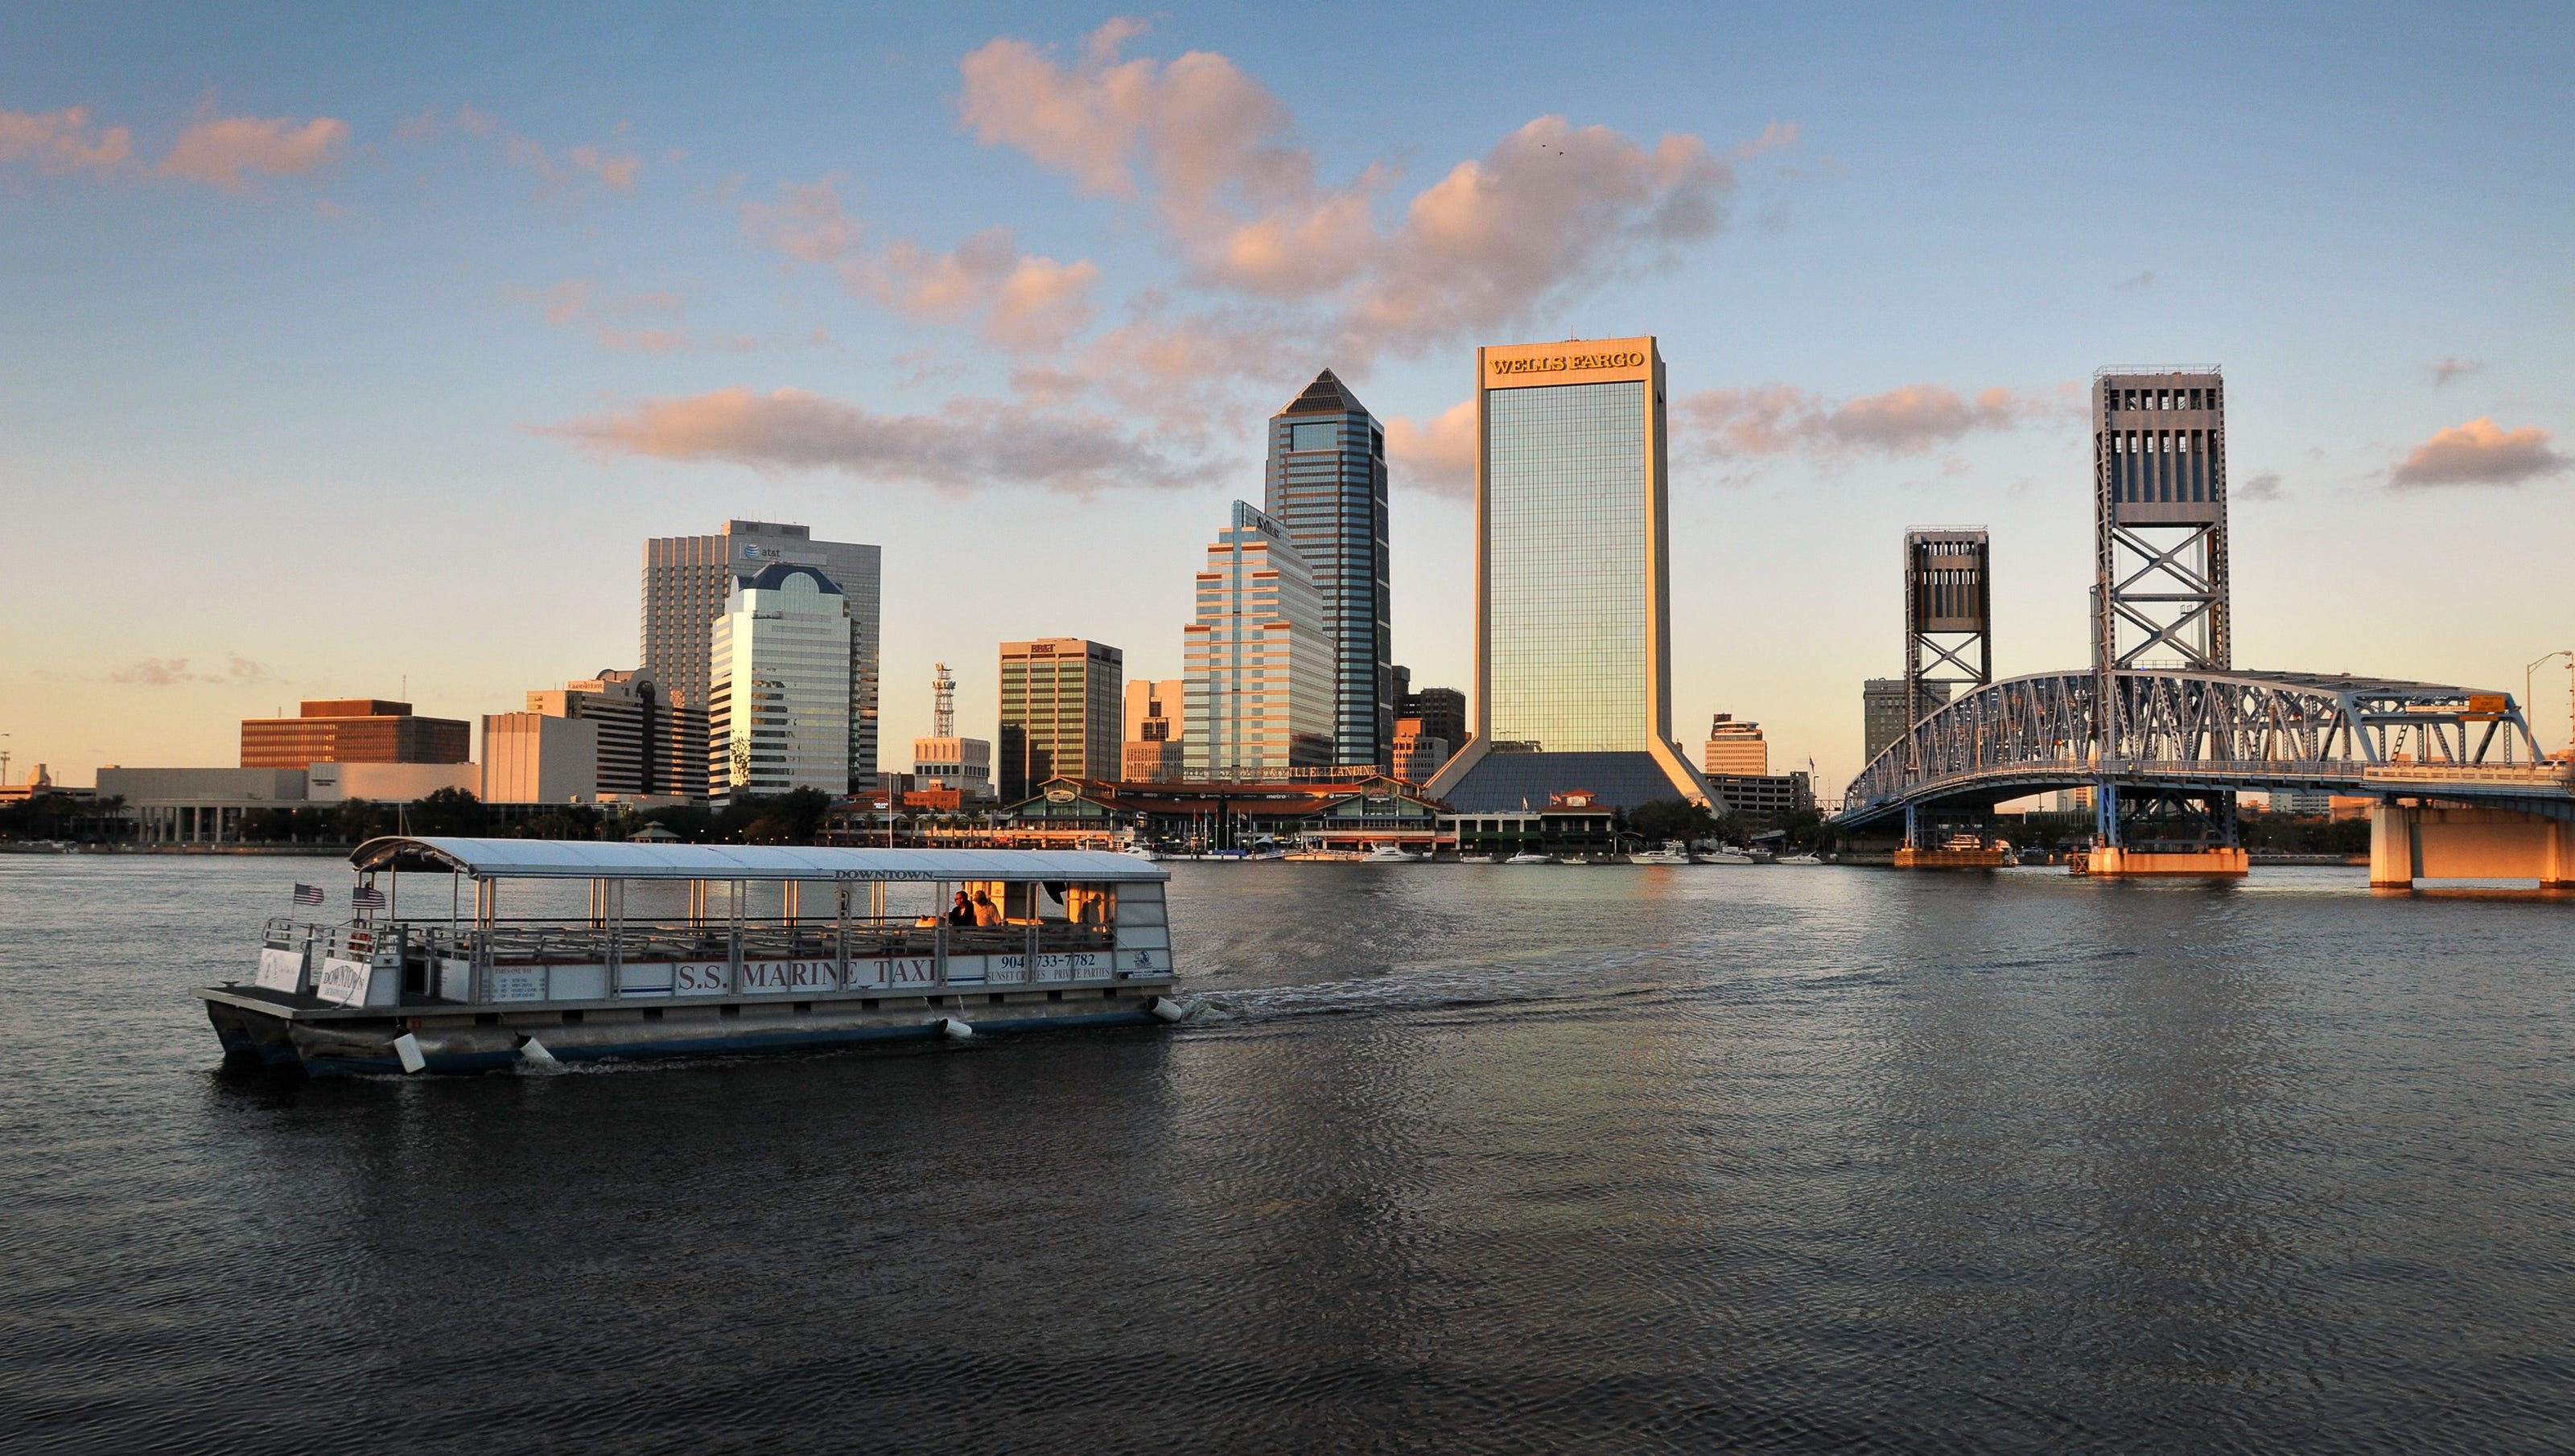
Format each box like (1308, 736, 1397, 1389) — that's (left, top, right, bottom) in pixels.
(2529, 650, 2573, 760)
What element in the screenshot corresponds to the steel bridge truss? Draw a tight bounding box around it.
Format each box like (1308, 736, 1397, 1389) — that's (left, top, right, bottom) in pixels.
(1839, 668, 2552, 832)
(2103, 521, 2227, 669)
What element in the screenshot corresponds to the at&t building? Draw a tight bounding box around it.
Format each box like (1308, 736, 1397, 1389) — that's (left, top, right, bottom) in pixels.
(1425, 335, 1712, 812)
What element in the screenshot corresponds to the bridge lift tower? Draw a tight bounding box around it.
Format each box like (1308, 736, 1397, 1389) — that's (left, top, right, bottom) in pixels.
(2092, 367, 2235, 851)
(1901, 529, 1993, 848)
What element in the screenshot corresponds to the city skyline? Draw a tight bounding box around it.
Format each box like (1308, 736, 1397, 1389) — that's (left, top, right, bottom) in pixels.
(4, 7, 2571, 795)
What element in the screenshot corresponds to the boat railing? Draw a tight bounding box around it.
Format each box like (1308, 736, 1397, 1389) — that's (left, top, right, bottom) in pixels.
(390, 917, 1117, 969)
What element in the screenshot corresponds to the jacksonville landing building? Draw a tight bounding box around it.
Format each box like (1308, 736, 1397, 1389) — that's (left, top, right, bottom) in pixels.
(1426, 335, 1711, 812)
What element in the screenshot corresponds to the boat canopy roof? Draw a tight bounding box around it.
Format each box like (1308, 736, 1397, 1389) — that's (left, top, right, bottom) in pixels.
(350, 836, 1168, 884)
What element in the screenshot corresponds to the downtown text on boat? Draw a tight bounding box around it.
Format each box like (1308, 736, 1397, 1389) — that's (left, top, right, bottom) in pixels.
(196, 837, 1188, 1077)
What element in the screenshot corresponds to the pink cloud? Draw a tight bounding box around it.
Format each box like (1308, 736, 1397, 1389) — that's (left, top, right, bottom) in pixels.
(1383, 400, 1477, 499)
(157, 115, 348, 189)
(744, 178, 863, 261)
(0, 107, 133, 172)
(566, 143, 640, 190)
(956, 25, 1769, 360)
(109, 657, 193, 686)
(1679, 382, 2076, 461)
(748, 183, 1102, 354)
(2389, 417, 2567, 487)
(534, 386, 1211, 494)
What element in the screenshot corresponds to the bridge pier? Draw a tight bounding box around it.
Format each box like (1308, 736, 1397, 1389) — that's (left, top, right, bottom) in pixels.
(2369, 802, 2575, 888)
(2071, 845, 2250, 877)
(2072, 780, 2247, 876)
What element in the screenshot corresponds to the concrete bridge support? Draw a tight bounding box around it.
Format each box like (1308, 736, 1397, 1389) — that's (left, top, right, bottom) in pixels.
(2370, 803, 2575, 888)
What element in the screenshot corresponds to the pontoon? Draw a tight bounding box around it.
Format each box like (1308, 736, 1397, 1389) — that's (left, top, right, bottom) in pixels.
(197, 837, 1184, 1076)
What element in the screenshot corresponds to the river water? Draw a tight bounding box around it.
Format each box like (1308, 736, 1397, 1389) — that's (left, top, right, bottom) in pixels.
(2, 853, 2572, 1454)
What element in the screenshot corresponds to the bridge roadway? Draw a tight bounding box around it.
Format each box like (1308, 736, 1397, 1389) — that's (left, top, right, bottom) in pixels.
(1833, 668, 2575, 837)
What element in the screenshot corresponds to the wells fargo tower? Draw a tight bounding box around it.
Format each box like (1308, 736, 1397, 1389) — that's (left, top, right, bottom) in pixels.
(1425, 336, 1709, 811)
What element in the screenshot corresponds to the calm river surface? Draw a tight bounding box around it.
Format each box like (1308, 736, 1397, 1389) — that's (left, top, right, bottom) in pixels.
(3, 854, 2573, 1454)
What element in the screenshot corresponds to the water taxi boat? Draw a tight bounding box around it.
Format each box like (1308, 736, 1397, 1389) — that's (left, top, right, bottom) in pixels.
(197, 837, 1184, 1077)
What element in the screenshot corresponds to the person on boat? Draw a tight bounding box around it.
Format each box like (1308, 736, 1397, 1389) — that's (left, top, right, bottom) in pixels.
(971, 890, 1002, 926)
(946, 890, 974, 926)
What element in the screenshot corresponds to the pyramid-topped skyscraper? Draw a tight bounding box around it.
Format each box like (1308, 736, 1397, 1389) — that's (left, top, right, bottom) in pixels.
(1263, 369, 1393, 771)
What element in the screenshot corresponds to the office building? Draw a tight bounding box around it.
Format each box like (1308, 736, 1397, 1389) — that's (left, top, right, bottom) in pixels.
(644, 520, 880, 790)
(1424, 336, 1708, 811)
(1264, 370, 1393, 769)
(1704, 714, 1768, 776)
(240, 700, 471, 771)
(480, 713, 599, 804)
(1706, 771, 1814, 820)
(999, 638, 1123, 801)
(1123, 677, 1187, 783)
(708, 564, 855, 800)
(1183, 501, 1333, 779)
(1390, 717, 1451, 784)
(2270, 790, 2332, 816)
(527, 668, 691, 796)
(1400, 685, 1467, 751)
(1863, 677, 1951, 763)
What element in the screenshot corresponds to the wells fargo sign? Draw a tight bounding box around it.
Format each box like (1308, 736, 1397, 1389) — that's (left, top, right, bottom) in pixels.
(1490, 349, 1648, 376)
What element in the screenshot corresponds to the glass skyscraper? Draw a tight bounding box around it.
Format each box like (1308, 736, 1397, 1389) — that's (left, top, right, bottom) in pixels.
(1181, 500, 1333, 778)
(643, 520, 880, 792)
(707, 564, 854, 800)
(1263, 370, 1391, 770)
(1425, 336, 1709, 812)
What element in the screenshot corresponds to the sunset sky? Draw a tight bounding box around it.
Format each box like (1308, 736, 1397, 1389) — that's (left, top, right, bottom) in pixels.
(4, 3, 2570, 793)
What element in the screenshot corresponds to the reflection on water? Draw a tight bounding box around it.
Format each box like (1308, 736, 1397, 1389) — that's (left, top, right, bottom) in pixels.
(2, 856, 2573, 1453)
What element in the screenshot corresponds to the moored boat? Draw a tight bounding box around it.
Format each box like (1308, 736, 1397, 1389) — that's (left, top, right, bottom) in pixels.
(197, 837, 1185, 1077)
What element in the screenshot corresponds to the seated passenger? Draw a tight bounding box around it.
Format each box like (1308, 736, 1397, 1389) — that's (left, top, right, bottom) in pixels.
(946, 890, 974, 926)
(972, 890, 1002, 926)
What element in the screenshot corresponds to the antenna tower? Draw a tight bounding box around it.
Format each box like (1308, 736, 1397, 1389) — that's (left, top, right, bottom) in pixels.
(931, 663, 956, 738)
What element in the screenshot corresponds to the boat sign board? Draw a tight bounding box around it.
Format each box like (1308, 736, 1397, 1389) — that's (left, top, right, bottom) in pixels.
(315, 955, 396, 1008)
(256, 947, 307, 994)
(738, 959, 839, 995)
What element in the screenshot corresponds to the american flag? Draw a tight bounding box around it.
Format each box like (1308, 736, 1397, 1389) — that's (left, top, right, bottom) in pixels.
(351, 884, 388, 911)
(292, 883, 325, 907)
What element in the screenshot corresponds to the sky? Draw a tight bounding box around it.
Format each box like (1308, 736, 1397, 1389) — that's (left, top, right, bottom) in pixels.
(3, 2, 2571, 795)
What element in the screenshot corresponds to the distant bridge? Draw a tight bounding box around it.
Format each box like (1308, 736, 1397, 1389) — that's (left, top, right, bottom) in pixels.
(1837, 668, 2575, 830)
(1823, 368, 2575, 883)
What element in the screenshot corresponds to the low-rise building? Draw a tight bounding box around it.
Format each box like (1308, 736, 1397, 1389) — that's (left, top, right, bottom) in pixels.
(480, 713, 599, 804)
(240, 699, 472, 769)
(1706, 771, 1815, 820)
(307, 761, 479, 804)
(98, 767, 310, 844)
(912, 735, 994, 800)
